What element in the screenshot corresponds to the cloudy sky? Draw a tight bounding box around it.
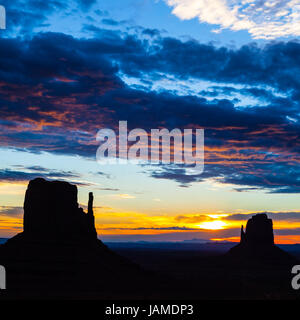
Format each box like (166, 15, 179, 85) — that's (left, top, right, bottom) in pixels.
(0, 0, 299, 243)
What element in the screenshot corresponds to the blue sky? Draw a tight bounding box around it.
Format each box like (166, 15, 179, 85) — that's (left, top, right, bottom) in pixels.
(0, 0, 300, 242)
(3, 0, 295, 44)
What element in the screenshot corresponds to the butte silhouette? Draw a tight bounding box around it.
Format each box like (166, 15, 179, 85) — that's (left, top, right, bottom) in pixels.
(0, 178, 150, 296)
(0, 179, 298, 299)
(227, 213, 297, 264)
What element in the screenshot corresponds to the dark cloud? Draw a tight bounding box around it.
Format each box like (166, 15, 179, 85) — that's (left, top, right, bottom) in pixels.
(116, 37, 300, 93)
(77, 0, 97, 10)
(101, 18, 120, 26)
(199, 85, 277, 103)
(96, 172, 112, 179)
(0, 206, 23, 217)
(225, 212, 300, 222)
(1, 0, 66, 34)
(175, 215, 213, 223)
(141, 28, 161, 37)
(0, 0, 99, 36)
(275, 228, 300, 236)
(100, 18, 130, 27)
(102, 226, 202, 231)
(0, 29, 299, 192)
(100, 228, 241, 242)
(148, 161, 300, 193)
(0, 168, 81, 183)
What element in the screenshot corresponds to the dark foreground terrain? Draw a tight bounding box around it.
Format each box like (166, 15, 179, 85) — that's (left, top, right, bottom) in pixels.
(104, 241, 300, 300)
(0, 239, 300, 300)
(0, 179, 299, 300)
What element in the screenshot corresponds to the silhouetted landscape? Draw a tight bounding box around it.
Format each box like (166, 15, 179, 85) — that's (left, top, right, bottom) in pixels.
(0, 178, 299, 300)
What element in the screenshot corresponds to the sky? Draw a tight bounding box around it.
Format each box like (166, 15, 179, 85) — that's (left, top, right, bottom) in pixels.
(0, 0, 300, 243)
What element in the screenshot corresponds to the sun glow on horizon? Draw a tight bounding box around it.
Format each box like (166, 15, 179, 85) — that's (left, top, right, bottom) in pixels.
(197, 220, 227, 230)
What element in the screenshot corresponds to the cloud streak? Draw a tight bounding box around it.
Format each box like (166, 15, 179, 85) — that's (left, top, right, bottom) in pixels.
(165, 0, 300, 39)
(0, 28, 299, 192)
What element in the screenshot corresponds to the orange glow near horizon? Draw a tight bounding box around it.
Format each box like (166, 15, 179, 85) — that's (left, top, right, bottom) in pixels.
(197, 220, 227, 230)
(1, 201, 300, 244)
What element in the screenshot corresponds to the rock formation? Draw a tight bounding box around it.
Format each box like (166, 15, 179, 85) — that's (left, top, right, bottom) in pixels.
(0, 178, 149, 295)
(228, 213, 296, 264)
(23, 178, 97, 242)
(240, 213, 274, 246)
(0, 180, 296, 298)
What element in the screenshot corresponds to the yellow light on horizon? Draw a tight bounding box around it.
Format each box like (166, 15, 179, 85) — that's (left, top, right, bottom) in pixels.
(198, 220, 226, 230)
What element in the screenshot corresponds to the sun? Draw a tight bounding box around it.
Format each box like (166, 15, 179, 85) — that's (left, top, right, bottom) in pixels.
(198, 220, 226, 230)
